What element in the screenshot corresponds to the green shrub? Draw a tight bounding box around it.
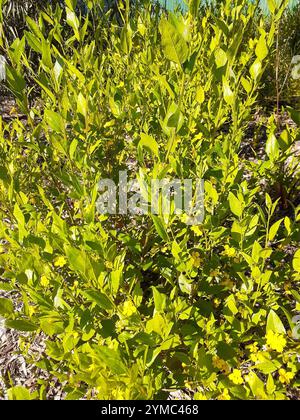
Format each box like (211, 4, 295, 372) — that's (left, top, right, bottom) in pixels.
(0, 0, 299, 400)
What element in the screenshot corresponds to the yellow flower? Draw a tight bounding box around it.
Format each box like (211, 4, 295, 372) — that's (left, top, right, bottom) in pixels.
(9, 106, 17, 116)
(221, 277, 234, 288)
(250, 353, 259, 362)
(191, 251, 202, 268)
(184, 381, 193, 390)
(278, 369, 294, 385)
(210, 270, 219, 277)
(73, 201, 80, 211)
(115, 319, 127, 333)
(266, 330, 287, 352)
(112, 387, 125, 399)
(217, 388, 231, 400)
(229, 369, 244, 385)
(194, 392, 207, 400)
(213, 298, 221, 307)
(212, 356, 230, 374)
(105, 261, 113, 269)
(40, 275, 50, 288)
(191, 225, 203, 237)
(122, 300, 137, 317)
(246, 342, 259, 354)
(54, 256, 67, 268)
(212, 356, 223, 369)
(28, 305, 36, 316)
(222, 245, 236, 258)
(253, 352, 268, 363)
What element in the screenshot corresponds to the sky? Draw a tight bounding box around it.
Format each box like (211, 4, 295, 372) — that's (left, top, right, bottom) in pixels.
(159, 0, 299, 12)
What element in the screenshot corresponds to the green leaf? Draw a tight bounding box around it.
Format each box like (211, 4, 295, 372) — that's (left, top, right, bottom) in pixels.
(266, 310, 286, 334)
(0, 297, 14, 316)
(162, 102, 184, 135)
(146, 312, 168, 337)
(217, 342, 236, 360)
(290, 290, 300, 304)
(159, 18, 189, 66)
(293, 249, 300, 272)
(250, 60, 262, 80)
(65, 0, 76, 9)
(0, 282, 14, 292)
(223, 81, 234, 106)
(266, 134, 279, 161)
(265, 193, 272, 210)
(138, 133, 159, 159)
(145, 347, 162, 368)
(13, 203, 25, 227)
(252, 240, 262, 263)
(41, 40, 52, 69)
(83, 290, 114, 311)
(95, 346, 127, 374)
(178, 274, 192, 295)
(66, 7, 79, 40)
(9, 37, 25, 66)
(278, 129, 292, 152)
(256, 360, 280, 374)
(266, 374, 276, 395)
(287, 107, 300, 126)
(0, 165, 10, 185)
(151, 215, 169, 242)
(224, 295, 238, 324)
(7, 386, 33, 400)
(40, 314, 64, 336)
(25, 31, 42, 54)
(246, 371, 267, 399)
(69, 138, 78, 160)
(267, 0, 276, 14)
(152, 287, 167, 313)
(196, 86, 205, 104)
(255, 36, 268, 61)
(111, 268, 123, 295)
(44, 110, 65, 133)
(189, 0, 201, 18)
(120, 24, 133, 55)
(241, 76, 252, 93)
(26, 16, 43, 39)
(13, 203, 27, 242)
(65, 245, 97, 282)
(169, 14, 190, 42)
(268, 218, 283, 242)
(228, 192, 243, 218)
(77, 93, 87, 119)
(5, 65, 26, 100)
(34, 75, 56, 103)
(6, 319, 38, 332)
(215, 48, 227, 68)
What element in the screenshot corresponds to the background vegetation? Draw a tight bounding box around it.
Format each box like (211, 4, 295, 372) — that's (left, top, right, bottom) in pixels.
(0, 0, 299, 400)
